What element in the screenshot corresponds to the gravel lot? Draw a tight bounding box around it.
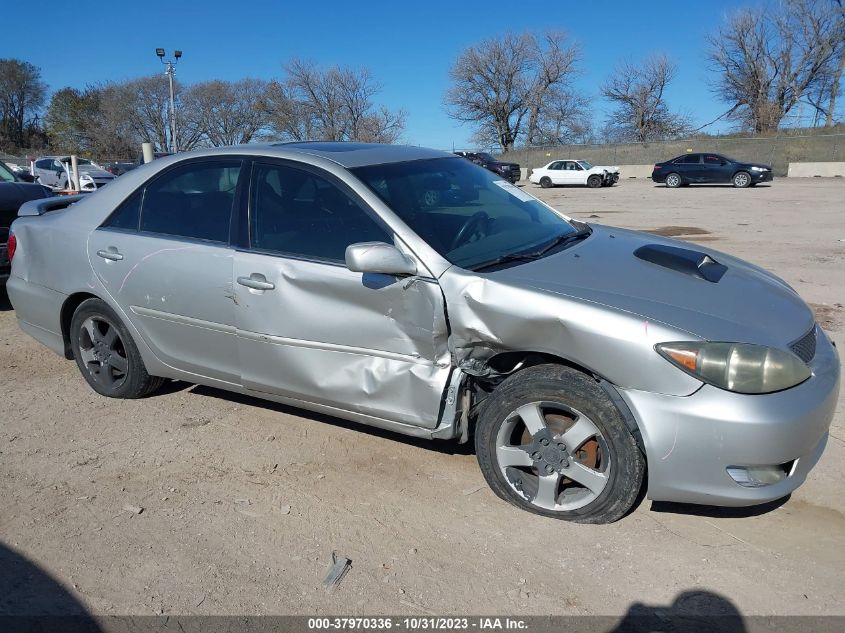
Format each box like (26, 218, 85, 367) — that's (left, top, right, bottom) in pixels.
(1, 178, 843, 619)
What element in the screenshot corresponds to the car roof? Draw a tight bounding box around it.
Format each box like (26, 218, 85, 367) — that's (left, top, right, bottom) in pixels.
(145, 142, 454, 170)
(267, 142, 451, 168)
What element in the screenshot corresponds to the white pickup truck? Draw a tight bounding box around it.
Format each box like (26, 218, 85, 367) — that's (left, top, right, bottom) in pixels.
(529, 159, 620, 188)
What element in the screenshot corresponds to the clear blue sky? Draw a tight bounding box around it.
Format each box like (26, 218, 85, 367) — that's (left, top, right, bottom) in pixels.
(4, 0, 756, 149)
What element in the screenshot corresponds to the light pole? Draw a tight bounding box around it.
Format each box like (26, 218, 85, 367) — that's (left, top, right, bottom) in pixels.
(155, 48, 182, 153)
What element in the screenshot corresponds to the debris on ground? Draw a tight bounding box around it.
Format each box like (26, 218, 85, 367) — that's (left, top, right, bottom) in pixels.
(322, 552, 352, 591)
(462, 485, 484, 496)
(123, 504, 144, 515)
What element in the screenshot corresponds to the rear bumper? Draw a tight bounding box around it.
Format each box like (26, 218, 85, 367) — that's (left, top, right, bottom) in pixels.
(619, 328, 840, 506)
(651, 171, 665, 183)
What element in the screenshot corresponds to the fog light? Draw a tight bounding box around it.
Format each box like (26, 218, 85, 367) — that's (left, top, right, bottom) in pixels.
(726, 464, 790, 487)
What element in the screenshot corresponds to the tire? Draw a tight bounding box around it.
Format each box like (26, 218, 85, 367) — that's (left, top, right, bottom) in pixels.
(475, 364, 645, 524)
(732, 171, 751, 188)
(539, 176, 553, 189)
(665, 173, 682, 188)
(70, 298, 163, 399)
(587, 175, 602, 188)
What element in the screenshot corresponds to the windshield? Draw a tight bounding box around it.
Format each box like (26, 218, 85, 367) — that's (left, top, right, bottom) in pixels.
(578, 160, 593, 169)
(351, 157, 577, 270)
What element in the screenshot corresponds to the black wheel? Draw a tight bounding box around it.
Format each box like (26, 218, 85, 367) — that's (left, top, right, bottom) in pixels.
(475, 364, 644, 524)
(665, 173, 682, 188)
(539, 176, 553, 188)
(587, 175, 602, 188)
(732, 171, 751, 188)
(70, 298, 163, 398)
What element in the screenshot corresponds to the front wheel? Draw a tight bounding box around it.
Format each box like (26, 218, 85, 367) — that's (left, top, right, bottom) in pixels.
(733, 171, 751, 188)
(475, 364, 645, 524)
(70, 298, 163, 398)
(587, 175, 602, 188)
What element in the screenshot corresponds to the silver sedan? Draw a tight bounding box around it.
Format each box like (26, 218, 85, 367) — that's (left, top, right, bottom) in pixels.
(7, 143, 840, 523)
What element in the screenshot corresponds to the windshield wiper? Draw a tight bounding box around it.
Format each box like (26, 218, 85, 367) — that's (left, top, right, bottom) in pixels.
(470, 227, 592, 272)
(471, 252, 544, 272)
(531, 227, 592, 257)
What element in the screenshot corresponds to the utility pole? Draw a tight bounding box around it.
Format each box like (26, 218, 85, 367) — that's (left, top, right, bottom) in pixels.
(155, 48, 182, 153)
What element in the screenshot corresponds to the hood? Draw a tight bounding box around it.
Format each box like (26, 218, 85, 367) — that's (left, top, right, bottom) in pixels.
(492, 160, 521, 169)
(591, 165, 619, 172)
(488, 224, 814, 347)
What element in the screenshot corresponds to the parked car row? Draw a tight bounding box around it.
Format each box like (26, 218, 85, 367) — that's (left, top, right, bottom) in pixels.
(5, 142, 835, 525)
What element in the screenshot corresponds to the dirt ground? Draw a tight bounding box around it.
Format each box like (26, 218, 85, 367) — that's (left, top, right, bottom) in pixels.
(1, 178, 843, 619)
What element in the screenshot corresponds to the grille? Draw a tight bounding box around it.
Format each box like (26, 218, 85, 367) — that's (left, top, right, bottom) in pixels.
(789, 327, 817, 364)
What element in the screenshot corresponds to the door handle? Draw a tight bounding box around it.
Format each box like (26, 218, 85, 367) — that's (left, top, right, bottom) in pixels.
(237, 274, 275, 291)
(96, 249, 123, 261)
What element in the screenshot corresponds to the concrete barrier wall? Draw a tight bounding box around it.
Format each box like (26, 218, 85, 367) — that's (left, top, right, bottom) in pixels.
(618, 165, 654, 178)
(787, 162, 845, 177)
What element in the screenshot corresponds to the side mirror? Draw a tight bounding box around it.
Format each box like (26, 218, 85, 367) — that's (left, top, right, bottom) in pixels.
(345, 242, 417, 276)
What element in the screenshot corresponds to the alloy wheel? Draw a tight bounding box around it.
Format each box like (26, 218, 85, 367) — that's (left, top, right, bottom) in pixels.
(77, 316, 129, 392)
(495, 401, 611, 511)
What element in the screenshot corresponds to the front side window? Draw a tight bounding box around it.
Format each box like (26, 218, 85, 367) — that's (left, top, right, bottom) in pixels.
(352, 157, 578, 271)
(140, 160, 241, 243)
(704, 155, 723, 165)
(249, 162, 390, 262)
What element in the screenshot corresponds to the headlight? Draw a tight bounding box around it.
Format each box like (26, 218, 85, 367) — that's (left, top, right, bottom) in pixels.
(655, 342, 811, 394)
(751, 166, 766, 172)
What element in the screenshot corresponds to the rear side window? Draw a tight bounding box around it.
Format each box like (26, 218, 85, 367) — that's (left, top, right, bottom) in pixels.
(140, 161, 241, 243)
(676, 154, 700, 164)
(704, 155, 722, 164)
(102, 192, 141, 230)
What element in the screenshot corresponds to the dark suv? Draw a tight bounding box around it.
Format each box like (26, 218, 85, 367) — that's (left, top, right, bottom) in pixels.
(454, 151, 521, 184)
(652, 153, 773, 188)
(0, 160, 51, 286)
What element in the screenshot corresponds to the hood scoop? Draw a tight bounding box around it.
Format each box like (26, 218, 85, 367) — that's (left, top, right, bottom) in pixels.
(634, 244, 727, 283)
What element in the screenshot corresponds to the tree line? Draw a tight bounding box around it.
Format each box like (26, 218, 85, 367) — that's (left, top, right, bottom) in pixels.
(1, 0, 842, 156)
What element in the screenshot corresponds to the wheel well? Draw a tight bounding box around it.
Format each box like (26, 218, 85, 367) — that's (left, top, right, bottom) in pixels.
(469, 351, 645, 452)
(60, 292, 99, 359)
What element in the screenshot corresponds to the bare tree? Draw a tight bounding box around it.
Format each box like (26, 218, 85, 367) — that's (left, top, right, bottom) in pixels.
(0, 58, 47, 150)
(182, 79, 269, 147)
(445, 31, 582, 151)
(708, 0, 844, 133)
(601, 54, 690, 142)
(269, 59, 405, 143)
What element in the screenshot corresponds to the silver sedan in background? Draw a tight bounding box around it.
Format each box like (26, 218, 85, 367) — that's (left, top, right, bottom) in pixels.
(7, 143, 840, 523)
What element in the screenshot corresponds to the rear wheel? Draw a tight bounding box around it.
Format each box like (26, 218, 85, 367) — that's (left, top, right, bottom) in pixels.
(587, 175, 603, 188)
(665, 173, 682, 188)
(539, 176, 553, 188)
(70, 298, 163, 399)
(475, 364, 645, 524)
(733, 171, 751, 188)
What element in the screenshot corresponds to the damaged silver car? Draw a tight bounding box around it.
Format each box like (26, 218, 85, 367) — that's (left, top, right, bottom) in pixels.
(7, 143, 840, 523)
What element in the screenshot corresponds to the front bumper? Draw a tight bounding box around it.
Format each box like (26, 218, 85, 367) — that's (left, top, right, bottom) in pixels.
(753, 170, 773, 183)
(618, 327, 840, 506)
